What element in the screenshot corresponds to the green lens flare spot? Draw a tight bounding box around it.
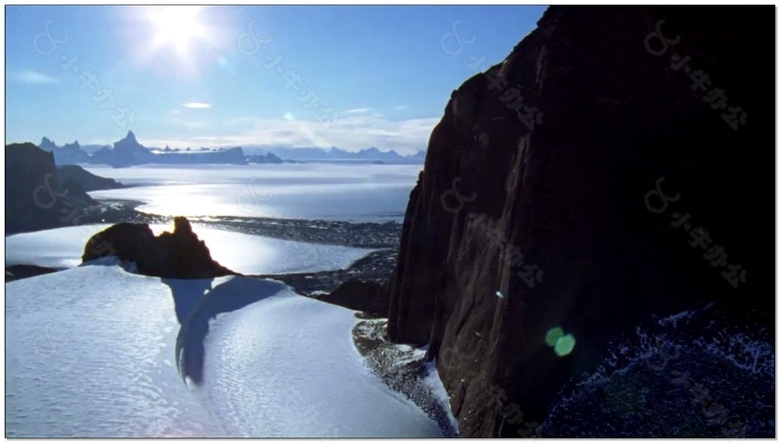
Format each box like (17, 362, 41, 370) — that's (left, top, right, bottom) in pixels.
(545, 327, 564, 347)
(554, 334, 576, 357)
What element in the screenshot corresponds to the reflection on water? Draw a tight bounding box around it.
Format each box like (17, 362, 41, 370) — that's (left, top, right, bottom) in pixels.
(6, 224, 374, 275)
(84, 163, 422, 222)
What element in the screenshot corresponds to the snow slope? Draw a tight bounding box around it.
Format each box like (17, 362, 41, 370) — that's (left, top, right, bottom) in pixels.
(6, 264, 445, 437)
(182, 277, 443, 437)
(6, 263, 221, 437)
(5, 224, 374, 275)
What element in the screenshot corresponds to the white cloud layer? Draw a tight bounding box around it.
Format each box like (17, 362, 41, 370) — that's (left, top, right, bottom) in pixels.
(137, 114, 439, 155)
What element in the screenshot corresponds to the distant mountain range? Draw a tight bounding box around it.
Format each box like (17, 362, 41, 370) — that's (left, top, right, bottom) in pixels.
(241, 146, 427, 164)
(36, 132, 427, 168)
(38, 132, 249, 168)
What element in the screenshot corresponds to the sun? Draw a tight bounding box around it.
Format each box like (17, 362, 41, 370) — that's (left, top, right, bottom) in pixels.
(147, 6, 205, 55)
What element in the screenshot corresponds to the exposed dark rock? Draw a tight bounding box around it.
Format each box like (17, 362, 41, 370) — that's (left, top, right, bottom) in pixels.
(246, 152, 284, 164)
(5, 265, 60, 282)
(57, 164, 126, 193)
(381, 6, 773, 438)
(352, 319, 459, 437)
(82, 216, 236, 279)
(5, 143, 97, 233)
(89, 131, 248, 167)
(317, 278, 389, 317)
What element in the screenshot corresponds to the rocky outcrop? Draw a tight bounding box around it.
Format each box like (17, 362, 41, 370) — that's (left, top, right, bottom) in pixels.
(382, 6, 773, 437)
(91, 130, 157, 167)
(247, 152, 284, 164)
(57, 164, 126, 193)
(6, 143, 97, 233)
(82, 216, 236, 279)
(38, 137, 58, 152)
(38, 137, 92, 165)
(58, 141, 92, 164)
(88, 131, 248, 167)
(5, 265, 59, 282)
(317, 279, 389, 317)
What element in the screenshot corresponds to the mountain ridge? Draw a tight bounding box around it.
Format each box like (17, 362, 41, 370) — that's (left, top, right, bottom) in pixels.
(31, 132, 426, 166)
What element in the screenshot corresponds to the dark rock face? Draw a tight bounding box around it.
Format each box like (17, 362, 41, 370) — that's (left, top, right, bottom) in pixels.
(6, 143, 96, 233)
(317, 279, 389, 317)
(88, 131, 248, 167)
(247, 152, 284, 164)
(57, 164, 126, 193)
(82, 217, 236, 279)
(5, 265, 59, 282)
(382, 6, 773, 437)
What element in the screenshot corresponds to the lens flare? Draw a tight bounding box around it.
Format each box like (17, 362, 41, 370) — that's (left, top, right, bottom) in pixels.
(554, 334, 576, 357)
(545, 327, 564, 347)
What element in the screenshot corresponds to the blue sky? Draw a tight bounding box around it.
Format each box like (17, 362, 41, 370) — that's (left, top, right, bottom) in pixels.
(6, 5, 546, 154)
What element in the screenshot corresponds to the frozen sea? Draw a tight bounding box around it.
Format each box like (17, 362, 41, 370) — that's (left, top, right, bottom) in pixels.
(6, 223, 375, 274)
(6, 264, 445, 437)
(83, 163, 422, 222)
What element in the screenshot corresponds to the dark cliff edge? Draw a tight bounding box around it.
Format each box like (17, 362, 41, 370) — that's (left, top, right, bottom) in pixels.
(381, 6, 773, 437)
(56, 164, 127, 193)
(316, 278, 389, 317)
(6, 143, 97, 234)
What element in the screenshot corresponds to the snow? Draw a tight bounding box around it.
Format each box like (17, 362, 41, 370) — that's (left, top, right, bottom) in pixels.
(83, 163, 421, 222)
(181, 277, 444, 437)
(423, 359, 460, 435)
(5, 224, 374, 275)
(6, 264, 445, 437)
(6, 263, 220, 437)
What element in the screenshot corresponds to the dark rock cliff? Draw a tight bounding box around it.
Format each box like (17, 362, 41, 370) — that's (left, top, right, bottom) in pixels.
(57, 164, 126, 193)
(382, 6, 774, 437)
(6, 143, 97, 233)
(82, 216, 236, 279)
(316, 278, 389, 317)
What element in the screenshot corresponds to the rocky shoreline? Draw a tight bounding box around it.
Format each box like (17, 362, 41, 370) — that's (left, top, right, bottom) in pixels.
(352, 318, 459, 437)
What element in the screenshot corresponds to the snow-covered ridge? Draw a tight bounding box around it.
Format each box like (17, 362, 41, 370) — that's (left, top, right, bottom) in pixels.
(6, 264, 448, 437)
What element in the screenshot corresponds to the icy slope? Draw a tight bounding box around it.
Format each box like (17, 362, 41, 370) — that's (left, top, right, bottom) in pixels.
(180, 277, 444, 437)
(6, 264, 444, 437)
(6, 263, 221, 437)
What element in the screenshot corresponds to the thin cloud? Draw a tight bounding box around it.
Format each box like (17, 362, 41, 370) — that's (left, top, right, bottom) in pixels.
(395, 105, 409, 110)
(15, 70, 60, 84)
(146, 113, 438, 155)
(182, 102, 212, 109)
(347, 107, 372, 113)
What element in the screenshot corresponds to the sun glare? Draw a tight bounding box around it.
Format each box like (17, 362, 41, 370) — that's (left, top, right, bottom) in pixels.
(147, 6, 205, 55)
